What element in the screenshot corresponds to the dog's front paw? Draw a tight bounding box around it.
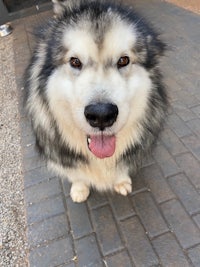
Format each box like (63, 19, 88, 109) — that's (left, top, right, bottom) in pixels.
(114, 180, 132, 196)
(70, 182, 90, 203)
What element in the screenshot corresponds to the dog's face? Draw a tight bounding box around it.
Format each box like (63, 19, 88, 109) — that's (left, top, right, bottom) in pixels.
(47, 12, 161, 159)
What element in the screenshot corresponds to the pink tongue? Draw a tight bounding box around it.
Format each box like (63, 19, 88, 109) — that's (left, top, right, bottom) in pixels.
(88, 135, 116, 159)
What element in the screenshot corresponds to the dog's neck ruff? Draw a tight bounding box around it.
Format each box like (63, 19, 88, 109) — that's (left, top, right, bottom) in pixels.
(88, 134, 116, 159)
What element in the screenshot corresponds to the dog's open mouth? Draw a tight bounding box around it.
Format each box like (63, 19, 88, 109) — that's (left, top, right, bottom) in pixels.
(87, 134, 116, 159)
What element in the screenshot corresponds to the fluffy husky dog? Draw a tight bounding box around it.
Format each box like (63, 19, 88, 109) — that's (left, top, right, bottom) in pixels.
(25, 0, 168, 202)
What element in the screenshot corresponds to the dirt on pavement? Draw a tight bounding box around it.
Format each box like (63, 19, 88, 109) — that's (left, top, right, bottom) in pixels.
(165, 0, 200, 15)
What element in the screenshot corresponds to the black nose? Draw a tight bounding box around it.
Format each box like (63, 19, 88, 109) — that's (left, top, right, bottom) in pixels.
(84, 103, 118, 130)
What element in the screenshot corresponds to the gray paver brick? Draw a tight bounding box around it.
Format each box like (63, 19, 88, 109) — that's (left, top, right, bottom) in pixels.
(181, 135, 200, 161)
(61, 178, 71, 197)
(120, 216, 159, 267)
(29, 237, 74, 267)
(142, 155, 155, 167)
(20, 132, 35, 149)
(23, 155, 46, 172)
(188, 244, 200, 267)
(131, 172, 147, 193)
(87, 191, 108, 209)
(175, 153, 200, 188)
(20, 117, 33, 137)
(22, 143, 38, 159)
(167, 113, 192, 138)
(25, 177, 62, 204)
(66, 197, 92, 239)
(132, 192, 168, 239)
(142, 165, 175, 203)
(176, 90, 200, 108)
(61, 263, 75, 267)
(109, 194, 135, 220)
(191, 105, 200, 117)
(27, 195, 65, 225)
(161, 199, 200, 249)
(91, 205, 123, 255)
(74, 234, 104, 267)
(153, 233, 190, 267)
(28, 213, 69, 247)
(172, 101, 197, 122)
(153, 144, 180, 177)
(168, 173, 200, 215)
(193, 214, 200, 229)
(24, 166, 54, 188)
(105, 250, 133, 267)
(186, 119, 200, 138)
(160, 128, 187, 156)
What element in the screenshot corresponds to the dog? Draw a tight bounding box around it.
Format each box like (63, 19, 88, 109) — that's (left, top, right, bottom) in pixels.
(25, 0, 168, 202)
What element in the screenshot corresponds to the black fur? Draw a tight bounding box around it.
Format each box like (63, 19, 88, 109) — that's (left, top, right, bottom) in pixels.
(25, 0, 168, 172)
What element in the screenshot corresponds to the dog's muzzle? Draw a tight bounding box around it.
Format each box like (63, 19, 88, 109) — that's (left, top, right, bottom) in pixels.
(84, 102, 118, 131)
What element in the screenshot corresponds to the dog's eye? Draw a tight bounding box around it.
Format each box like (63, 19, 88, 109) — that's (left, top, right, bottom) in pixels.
(70, 57, 82, 69)
(117, 56, 130, 69)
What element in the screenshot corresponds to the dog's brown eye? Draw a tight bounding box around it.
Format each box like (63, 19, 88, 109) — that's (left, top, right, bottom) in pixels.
(70, 57, 82, 69)
(117, 56, 130, 69)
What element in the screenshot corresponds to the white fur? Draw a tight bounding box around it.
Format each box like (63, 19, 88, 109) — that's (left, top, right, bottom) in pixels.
(45, 19, 152, 202)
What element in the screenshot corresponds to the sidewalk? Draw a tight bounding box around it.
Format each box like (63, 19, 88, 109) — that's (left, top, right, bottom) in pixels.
(13, 0, 200, 266)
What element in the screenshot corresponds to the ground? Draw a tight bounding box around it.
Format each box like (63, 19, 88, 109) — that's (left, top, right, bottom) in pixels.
(166, 0, 200, 15)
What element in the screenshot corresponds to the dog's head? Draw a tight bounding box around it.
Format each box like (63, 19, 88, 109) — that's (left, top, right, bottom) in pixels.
(46, 1, 165, 159)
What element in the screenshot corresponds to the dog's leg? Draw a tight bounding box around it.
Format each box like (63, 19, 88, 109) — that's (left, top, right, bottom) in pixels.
(114, 166, 132, 196)
(70, 181, 90, 203)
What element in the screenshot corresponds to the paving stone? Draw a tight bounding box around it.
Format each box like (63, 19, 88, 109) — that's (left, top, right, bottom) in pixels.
(161, 199, 200, 249)
(24, 166, 55, 188)
(29, 237, 74, 267)
(168, 174, 200, 215)
(131, 172, 147, 194)
(61, 178, 71, 197)
(172, 101, 197, 122)
(74, 234, 104, 267)
(188, 245, 200, 267)
(186, 119, 200, 138)
(193, 214, 200, 229)
(21, 134, 36, 152)
(25, 177, 62, 204)
(176, 90, 200, 108)
(142, 165, 175, 203)
(191, 105, 200, 117)
(153, 144, 180, 177)
(87, 190, 108, 209)
(23, 155, 46, 172)
(160, 128, 187, 156)
(27, 195, 65, 225)
(132, 192, 168, 239)
(142, 155, 155, 167)
(109, 194, 135, 220)
(120, 216, 159, 267)
(66, 197, 92, 239)
(105, 250, 133, 267)
(182, 135, 200, 161)
(28, 213, 69, 247)
(22, 143, 38, 159)
(175, 153, 200, 188)
(61, 263, 75, 267)
(153, 233, 190, 267)
(167, 114, 192, 138)
(91, 205, 123, 255)
(19, 117, 33, 137)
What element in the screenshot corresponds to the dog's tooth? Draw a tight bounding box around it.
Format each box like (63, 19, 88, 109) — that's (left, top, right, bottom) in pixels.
(87, 137, 91, 144)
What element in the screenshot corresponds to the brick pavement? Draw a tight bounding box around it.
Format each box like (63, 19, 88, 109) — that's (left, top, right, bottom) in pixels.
(12, 0, 200, 266)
